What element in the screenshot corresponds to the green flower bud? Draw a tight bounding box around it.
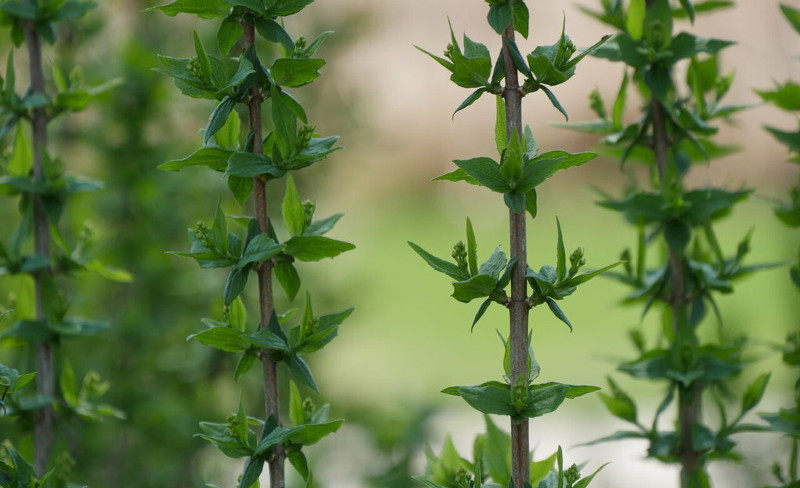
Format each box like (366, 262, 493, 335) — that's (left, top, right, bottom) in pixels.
(302, 200, 316, 226)
(296, 124, 315, 151)
(193, 221, 213, 248)
(302, 397, 315, 422)
(568, 247, 585, 278)
(565, 464, 581, 485)
(454, 466, 473, 488)
(187, 57, 204, 78)
(452, 241, 468, 272)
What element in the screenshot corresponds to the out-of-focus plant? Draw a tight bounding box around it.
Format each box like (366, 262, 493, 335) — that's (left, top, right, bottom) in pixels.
(0, 0, 125, 481)
(757, 4, 800, 488)
(151, 0, 352, 486)
(410, 1, 617, 487)
(565, 1, 774, 486)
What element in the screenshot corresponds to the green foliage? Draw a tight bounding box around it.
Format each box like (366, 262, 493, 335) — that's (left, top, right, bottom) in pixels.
(155, 1, 349, 485)
(0, 0, 123, 480)
(412, 2, 612, 487)
(415, 416, 607, 488)
(567, 0, 775, 485)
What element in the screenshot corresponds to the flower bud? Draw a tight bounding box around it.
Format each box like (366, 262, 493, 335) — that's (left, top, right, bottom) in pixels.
(452, 241, 468, 272)
(565, 464, 581, 485)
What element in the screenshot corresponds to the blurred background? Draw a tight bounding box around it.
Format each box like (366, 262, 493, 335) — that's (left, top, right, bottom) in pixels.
(1, 0, 799, 487)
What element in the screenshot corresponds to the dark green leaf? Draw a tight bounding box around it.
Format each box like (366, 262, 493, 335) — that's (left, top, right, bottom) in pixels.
(290, 420, 343, 446)
(245, 328, 291, 352)
(275, 261, 301, 301)
(452, 274, 498, 303)
(239, 457, 265, 488)
(271, 58, 325, 88)
(487, 1, 513, 35)
(287, 355, 318, 392)
(0, 1, 38, 19)
(453, 88, 487, 117)
(453, 157, 510, 193)
(226, 151, 283, 178)
(205, 96, 235, 144)
(223, 267, 249, 305)
(543, 297, 572, 331)
(239, 234, 284, 268)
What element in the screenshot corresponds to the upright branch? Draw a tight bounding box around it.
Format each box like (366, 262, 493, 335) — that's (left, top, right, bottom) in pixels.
(242, 20, 285, 488)
(23, 18, 54, 475)
(412, 3, 615, 486)
(502, 23, 530, 488)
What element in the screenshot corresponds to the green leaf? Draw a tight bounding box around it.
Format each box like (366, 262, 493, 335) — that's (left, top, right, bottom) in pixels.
(408, 242, 469, 281)
(626, 0, 645, 40)
(239, 234, 284, 268)
(482, 415, 511, 486)
(513, 0, 530, 38)
(245, 328, 291, 352)
(465, 218, 478, 276)
(158, 147, 232, 172)
(253, 16, 295, 51)
(218, 15, 244, 55)
(282, 174, 306, 236)
(543, 297, 572, 331)
(495, 97, 507, 153)
(765, 125, 800, 154)
(284, 236, 354, 261)
(444, 381, 515, 417)
(147, 0, 228, 18)
(271, 58, 325, 88)
(0, 1, 38, 19)
(205, 96, 236, 144)
(561, 261, 624, 288)
(287, 355, 318, 392)
(275, 261, 301, 301)
(271, 85, 298, 156)
(741, 373, 770, 416)
(8, 126, 32, 177)
(501, 131, 524, 184)
(756, 82, 800, 112)
(664, 220, 691, 254)
(556, 218, 566, 282)
(224, 267, 249, 305)
(452, 274, 498, 303)
(453, 157, 510, 193)
(212, 203, 229, 255)
(452, 88, 487, 117)
(239, 457, 265, 488)
(516, 151, 595, 193)
(599, 377, 637, 424)
(487, 1, 513, 35)
(781, 3, 800, 34)
(235, 350, 258, 380)
(226, 151, 283, 178)
(188, 326, 249, 352)
(290, 420, 343, 446)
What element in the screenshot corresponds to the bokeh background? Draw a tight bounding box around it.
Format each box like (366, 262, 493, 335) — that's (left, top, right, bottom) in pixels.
(1, 0, 799, 487)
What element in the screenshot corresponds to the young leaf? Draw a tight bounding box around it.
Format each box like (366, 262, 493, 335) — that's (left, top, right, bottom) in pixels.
(465, 218, 479, 276)
(556, 218, 566, 282)
(626, 0, 645, 40)
(223, 267, 249, 306)
(274, 260, 301, 302)
(282, 174, 306, 236)
(544, 297, 572, 331)
(408, 241, 470, 281)
(740, 373, 770, 417)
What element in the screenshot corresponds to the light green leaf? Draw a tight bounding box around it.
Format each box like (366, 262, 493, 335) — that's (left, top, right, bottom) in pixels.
(626, 0, 645, 40)
(282, 174, 306, 236)
(188, 326, 248, 352)
(284, 236, 354, 261)
(147, 0, 228, 18)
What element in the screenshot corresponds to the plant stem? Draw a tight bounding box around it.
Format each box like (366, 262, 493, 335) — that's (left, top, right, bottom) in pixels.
(24, 19, 54, 476)
(502, 23, 530, 488)
(243, 22, 284, 488)
(650, 84, 704, 488)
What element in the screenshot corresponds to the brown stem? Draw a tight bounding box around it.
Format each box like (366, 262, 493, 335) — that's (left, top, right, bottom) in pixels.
(502, 23, 530, 488)
(243, 22, 284, 488)
(24, 19, 55, 476)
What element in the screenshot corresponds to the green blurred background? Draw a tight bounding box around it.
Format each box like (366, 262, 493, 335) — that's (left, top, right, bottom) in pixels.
(1, 0, 798, 487)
